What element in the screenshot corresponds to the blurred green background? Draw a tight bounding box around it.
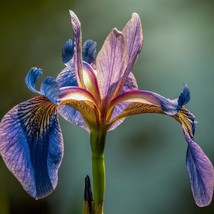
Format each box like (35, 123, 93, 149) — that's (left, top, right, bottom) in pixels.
(0, 0, 213, 213)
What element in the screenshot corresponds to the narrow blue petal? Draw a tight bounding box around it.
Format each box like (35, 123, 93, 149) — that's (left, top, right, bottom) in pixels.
(40, 76, 59, 104)
(82, 40, 97, 64)
(25, 67, 43, 94)
(58, 105, 88, 132)
(62, 39, 74, 64)
(0, 96, 63, 199)
(161, 85, 190, 115)
(186, 137, 214, 207)
(177, 84, 190, 109)
(56, 67, 78, 88)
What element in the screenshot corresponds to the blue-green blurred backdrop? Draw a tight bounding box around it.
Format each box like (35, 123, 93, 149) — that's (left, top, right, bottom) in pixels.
(0, 0, 213, 213)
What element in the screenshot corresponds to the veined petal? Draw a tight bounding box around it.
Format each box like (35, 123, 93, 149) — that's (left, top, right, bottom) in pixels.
(0, 96, 63, 199)
(58, 86, 99, 129)
(62, 39, 74, 64)
(57, 105, 88, 131)
(96, 28, 128, 101)
(25, 67, 43, 94)
(117, 13, 143, 92)
(69, 10, 84, 87)
(174, 108, 214, 207)
(82, 62, 101, 104)
(40, 76, 59, 104)
(108, 72, 138, 131)
(82, 40, 97, 64)
(110, 85, 190, 117)
(56, 67, 78, 88)
(108, 101, 214, 206)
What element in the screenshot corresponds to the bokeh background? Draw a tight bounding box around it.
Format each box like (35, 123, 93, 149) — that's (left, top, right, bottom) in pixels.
(0, 0, 213, 213)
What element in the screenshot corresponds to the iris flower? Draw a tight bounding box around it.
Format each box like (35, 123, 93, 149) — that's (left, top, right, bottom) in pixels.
(0, 11, 213, 212)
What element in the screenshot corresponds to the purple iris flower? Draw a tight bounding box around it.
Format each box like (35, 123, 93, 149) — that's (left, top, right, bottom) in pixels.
(0, 11, 213, 207)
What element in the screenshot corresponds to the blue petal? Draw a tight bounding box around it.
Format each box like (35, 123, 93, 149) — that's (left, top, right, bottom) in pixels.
(161, 85, 190, 115)
(40, 76, 59, 104)
(58, 105, 88, 131)
(62, 39, 74, 64)
(0, 96, 63, 199)
(82, 40, 97, 64)
(56, 67, 78, 88)
(177, 84, 190, 109)
(186, 138, 214, 207)
(25, 67, 43, 94)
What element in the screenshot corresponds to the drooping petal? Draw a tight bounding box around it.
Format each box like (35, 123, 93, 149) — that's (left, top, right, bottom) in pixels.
(40, 76, 59, 104)
(58, 86, 99, 129)
(0, 96, 63, 199)
(108, 100, 214, 206)
(82, 40, 97, 64)
(62, 39, 74, 64)
(96, 28, 128, 101)
(69, 10, 84, 87)
(174, 108, 214, 207)
(25, 67, 43, 94)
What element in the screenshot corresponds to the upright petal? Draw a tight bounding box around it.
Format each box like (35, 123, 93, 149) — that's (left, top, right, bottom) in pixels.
(40, 76, 59, 104)
(117, 13, 143, 92)
(0, 96, 63, 199)
(96, 28, 128, 101)
(82, 40, 97, 64)
(25, 67, 43, 94)
(69, 10, 84, 87)
(56, 67, 78, 88)
(62, 39, 74, 64)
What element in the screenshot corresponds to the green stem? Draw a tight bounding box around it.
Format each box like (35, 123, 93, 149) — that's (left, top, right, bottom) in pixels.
(90, 128, 107, 213)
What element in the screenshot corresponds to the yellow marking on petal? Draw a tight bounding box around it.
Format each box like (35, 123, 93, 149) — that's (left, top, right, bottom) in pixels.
(60, 99, 98, 128)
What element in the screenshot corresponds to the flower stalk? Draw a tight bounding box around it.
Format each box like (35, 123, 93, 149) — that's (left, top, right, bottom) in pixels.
(90, 128, 107, 213)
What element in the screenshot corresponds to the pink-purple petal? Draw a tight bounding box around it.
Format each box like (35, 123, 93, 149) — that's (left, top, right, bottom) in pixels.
(69, 10, 84, 87)
(96, 28, 128, 101)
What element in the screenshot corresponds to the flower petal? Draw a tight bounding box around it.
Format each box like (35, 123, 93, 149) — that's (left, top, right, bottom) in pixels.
(110, 85, 190, 117)
(117, 13, 143, 92)
(82, 40, 97, 64)
(58, 86, 99, 129)
(96, 28, 128, 101)
(25, 67, 43, 94)
(40, 76, 59, 104)
(174, 108, 214, 207)
(0, 96, 63, 199)
(56, 67, 78, 88)
(62, 39, 74, 64)
(57, 105, 88, 131)
(69, 10, 84, 87)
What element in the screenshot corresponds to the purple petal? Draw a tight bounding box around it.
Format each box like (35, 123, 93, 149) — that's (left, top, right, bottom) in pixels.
(96, 28, 128, 100)
(69, 10, 84, 87)
(25, 67, 43, 94)
(57, 105, 88, 131)
(0, 96, 63, 199)
(174, 108, 214, 206)
(186, 139, 214, 207)
(121, 72, 138, 93)
(120, 13, 143, 89)
(110, 85, 190, 118)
